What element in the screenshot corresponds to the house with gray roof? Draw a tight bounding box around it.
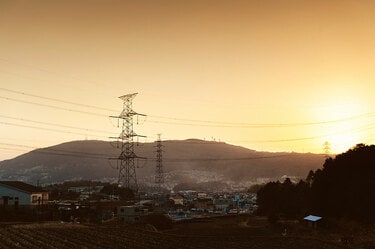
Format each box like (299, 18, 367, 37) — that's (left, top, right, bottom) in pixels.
(0, 181, 49, 207)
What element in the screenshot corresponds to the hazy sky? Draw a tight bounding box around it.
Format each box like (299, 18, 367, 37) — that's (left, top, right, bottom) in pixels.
(1, 0, 375, 160)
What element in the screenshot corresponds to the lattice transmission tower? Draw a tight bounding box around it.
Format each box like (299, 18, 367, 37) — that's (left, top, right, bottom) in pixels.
(155, 134, 164, 192)
(323, 141, 331, 158)
(111, 93, 146, 193)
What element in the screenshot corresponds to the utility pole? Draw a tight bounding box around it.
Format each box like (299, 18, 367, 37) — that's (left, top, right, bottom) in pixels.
(155, 134, 164, 192)
(110, 93, 146, 193)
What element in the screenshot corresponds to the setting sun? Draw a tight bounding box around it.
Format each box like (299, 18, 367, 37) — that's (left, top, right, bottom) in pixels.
(312, 95, 369, 153)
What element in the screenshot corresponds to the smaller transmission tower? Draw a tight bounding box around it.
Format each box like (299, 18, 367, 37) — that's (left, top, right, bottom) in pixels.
(110, 93, 146, 193)
(155, 134, 164, 192)
(323, 141, 331, 158)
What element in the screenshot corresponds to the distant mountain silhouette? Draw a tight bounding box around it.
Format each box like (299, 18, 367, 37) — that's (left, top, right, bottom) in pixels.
(0, 139, 325, 190)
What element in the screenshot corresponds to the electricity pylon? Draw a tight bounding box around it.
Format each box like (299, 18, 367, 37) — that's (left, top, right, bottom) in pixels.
(110, 93, 146, 193)
(323, 141, 331, 158)
(155, 134, 164, 192)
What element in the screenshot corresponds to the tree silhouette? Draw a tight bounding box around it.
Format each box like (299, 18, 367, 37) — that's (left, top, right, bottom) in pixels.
(257, 144, 375, 223)
(257, 178, 311, 219)
(311, 144, 375, 222)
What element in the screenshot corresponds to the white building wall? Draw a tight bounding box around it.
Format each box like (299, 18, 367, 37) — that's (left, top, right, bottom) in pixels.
(30, 193, 46, 205)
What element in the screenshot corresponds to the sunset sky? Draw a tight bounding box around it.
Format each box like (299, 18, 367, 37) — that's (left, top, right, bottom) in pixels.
(1, 0, 375, 160)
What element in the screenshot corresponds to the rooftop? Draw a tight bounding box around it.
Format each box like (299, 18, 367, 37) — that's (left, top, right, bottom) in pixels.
(304, 215, 322, 222)
(0, 181, 45, 194)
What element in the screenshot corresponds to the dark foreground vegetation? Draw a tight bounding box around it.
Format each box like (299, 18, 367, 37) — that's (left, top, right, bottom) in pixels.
(257, 144, 375, 223)
(2, 214, 371, 249)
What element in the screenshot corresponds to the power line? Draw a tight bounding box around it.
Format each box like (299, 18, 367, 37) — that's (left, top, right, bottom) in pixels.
(0, 87, 116, 112)
(2, 116, 374, 146)
(0, 142, 114, 158)
(0, 57, 108, 90)
(147, 112, 375, 128)
(0, 58, 355, 113)
(234, 123, 375, 144)
(0, 115, 375, 144)
(1, 87, 375, 152)
(0, 114, 115, 135)
(0, 121, 109, 138)
(2, 87, 375, 128)
(153, 123, 375, 144)
(0, 147, 30, 152)
(33, 149, 107, 159)
(0, 135, 328, 162)
(145, 115, 375, 129)
(0, 141, 306, 162)
(0, 143, 114, 160)
(0, 95, 108, 117)
(163, 154, 295, 162)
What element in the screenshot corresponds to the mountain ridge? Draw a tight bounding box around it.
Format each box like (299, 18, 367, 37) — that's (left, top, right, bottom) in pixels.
(0, 139, 326, 191)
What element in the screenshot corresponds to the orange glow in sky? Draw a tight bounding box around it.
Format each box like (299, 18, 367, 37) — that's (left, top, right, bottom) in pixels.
(1, 0, 375, 160)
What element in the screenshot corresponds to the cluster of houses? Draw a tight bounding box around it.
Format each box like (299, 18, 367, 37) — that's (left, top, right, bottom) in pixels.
(0, 180, 259, 224)
(0, 180, 257, 211)
(167, 190, 257, 217)
(116, 191, 257, 223)
(0, 180, 324, 228)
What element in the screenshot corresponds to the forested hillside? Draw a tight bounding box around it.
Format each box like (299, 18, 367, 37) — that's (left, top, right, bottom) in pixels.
(257, 144, 375, 223)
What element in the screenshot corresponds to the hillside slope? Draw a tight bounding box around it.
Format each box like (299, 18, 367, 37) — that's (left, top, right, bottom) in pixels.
(0, 139, 325, 190)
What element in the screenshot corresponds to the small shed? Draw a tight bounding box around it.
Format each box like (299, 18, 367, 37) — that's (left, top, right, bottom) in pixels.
(303, 215, 322, 228)
(117, 206, 140, 223)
